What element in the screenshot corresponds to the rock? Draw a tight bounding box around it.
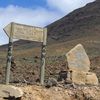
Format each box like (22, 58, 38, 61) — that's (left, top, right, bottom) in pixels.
(86, 72, 98, 85)
(66, 44, 90, 72)
(71, 71, 98, 85)
(65, 44, 99, 85)
(46, 78, 58, 88)
(71, 70, 86, 85)
(0, 84, 23, 98)
(57, 71, 67, 81)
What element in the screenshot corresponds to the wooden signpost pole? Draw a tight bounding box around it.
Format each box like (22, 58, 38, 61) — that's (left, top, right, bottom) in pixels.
(40, 28, 47, 85)
(5, 23, 13, 84)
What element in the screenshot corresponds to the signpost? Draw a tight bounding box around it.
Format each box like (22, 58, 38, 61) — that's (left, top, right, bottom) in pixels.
(5, 23, 14, 84)
(4, 22, 47, 85)
(4, 22, 45, 42)
(40, 28, 47, 85)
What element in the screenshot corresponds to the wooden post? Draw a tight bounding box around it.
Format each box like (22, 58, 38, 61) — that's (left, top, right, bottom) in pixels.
(40, 28, 47, 85)
(5, 23, 13, 84)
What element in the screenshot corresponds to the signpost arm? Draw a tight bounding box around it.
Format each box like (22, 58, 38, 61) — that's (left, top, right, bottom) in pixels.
(5, 23, 14, 84)
(40, 28, 47, 85)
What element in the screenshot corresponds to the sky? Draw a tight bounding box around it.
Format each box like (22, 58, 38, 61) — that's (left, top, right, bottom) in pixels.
(0, 0, 95, 45)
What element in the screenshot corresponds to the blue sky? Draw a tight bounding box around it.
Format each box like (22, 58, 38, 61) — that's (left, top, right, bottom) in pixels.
(0, 0, 46, 8)
(0, 0, 95, 45)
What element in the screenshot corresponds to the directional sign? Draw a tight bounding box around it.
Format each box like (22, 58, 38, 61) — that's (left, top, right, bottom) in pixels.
(4, 22, 47, 85)
(4, 22, 46, 42)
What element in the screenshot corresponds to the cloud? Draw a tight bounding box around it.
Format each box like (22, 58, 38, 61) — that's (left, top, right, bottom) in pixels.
(47, 0, 95, 14)
(0, 0, 96, 45)
(0, 5, 61, 45)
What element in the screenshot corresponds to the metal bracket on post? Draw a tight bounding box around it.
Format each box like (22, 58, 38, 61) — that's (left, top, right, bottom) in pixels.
(5, 23, 14, 85)
(40, 28, 47, 85)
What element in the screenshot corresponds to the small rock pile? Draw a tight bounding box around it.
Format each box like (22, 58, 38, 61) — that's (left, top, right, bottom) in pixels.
(66, 44, 98, 85)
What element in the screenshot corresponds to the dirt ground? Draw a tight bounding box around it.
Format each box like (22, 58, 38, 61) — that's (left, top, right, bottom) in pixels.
(0, 39, 100, 100)
(20, 85, 100, 100)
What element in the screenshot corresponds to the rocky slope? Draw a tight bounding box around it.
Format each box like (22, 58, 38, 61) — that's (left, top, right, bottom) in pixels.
(47, 0, 100, 42)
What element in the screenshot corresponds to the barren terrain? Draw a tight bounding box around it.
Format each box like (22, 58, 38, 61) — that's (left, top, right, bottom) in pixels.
(0, 0, 100, 100)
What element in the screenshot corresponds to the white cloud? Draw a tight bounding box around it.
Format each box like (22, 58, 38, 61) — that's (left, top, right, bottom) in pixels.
(47, 0, 95, 14)
(0, 5, 61, 45)
(0, 0, 96, 45)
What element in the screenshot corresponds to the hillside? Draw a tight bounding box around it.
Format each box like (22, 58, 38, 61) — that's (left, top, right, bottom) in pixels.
(0, 0, 100, 84)
(47, 0, 100, 42)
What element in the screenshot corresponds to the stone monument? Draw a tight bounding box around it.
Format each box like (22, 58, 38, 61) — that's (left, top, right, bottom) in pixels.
(66, 44, 98, 85)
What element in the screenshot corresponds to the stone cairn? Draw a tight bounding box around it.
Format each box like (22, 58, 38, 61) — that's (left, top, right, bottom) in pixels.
(65, 44, 98, 85)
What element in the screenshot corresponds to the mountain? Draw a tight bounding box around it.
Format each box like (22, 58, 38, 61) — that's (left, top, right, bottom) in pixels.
(0, 0, 100, 83)
(1, 0, 100, 51)
(47, 0, 100, 42)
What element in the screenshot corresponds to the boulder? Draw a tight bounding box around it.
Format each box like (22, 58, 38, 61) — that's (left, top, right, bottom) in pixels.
(71, 70, 98, 85)
(86, 72, 98, 85)
(65, 44, 99, 85)
(71, 70, 86, 85)
(0, 84, 23, 98)
(66, 44, 90, 72)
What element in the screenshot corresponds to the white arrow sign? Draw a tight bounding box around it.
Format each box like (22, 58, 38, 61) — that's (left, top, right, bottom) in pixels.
(4, 22, 47, 43)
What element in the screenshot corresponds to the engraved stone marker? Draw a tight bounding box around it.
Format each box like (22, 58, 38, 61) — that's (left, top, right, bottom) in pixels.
(65, 44, 98, 85)
(66, 44, 90, 72)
